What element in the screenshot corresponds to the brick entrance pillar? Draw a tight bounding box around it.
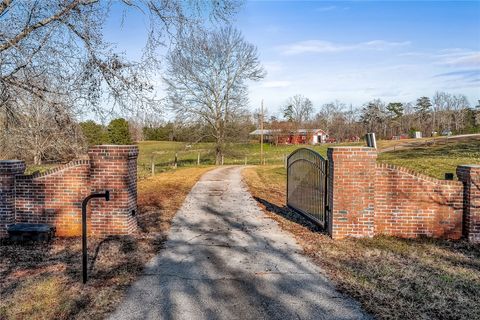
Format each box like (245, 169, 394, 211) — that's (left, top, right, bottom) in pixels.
(88, 145, 139, 235)
(457, 165, 480, 243)
(0, 160, 26, 237)
(327, 147, 377, 239)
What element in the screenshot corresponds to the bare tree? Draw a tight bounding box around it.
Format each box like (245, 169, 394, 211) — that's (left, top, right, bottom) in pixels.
(0, 0, 239, 161)
(316, 100, 345, 132)
(164, 26, 265, 164)
(1, 0, 239, 112)
(451, 94, 469, 132)
(283, 94, 313, 125)
(1, 92, 83, 164)
(432, 92, 470, 133)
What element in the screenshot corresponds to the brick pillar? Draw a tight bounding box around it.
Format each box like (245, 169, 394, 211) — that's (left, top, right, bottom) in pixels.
(0, 160, 26, 237)
(88, 145, 139, 236)
(327, 147, 377, 239)
(457, 165, 480, 243)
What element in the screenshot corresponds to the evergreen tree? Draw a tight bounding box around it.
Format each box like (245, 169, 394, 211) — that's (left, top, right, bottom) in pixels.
(283, 105, 295, 122)
(415, 97, 432, 117)
(415, 97, 432, 131)
(386, 102, 404, 136)
(386, 102, 404, 119)
(79, 120, 108, 146)
(107, 118, 132, 145)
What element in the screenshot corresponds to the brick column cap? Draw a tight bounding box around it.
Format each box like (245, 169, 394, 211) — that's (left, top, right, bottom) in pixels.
(90, 144, 138, 147)
(457, 165, 480, 183)
(0, 160, 26, 174)
(328, 146, 374, 151)
(327, 147, 377, 159)
(88, 145, 139, 158)
(457, 164, 480, 169)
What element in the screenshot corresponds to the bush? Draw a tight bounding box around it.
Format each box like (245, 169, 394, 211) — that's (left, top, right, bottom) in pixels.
(107, 118, 132, 145)
(143, 124, 173, 141)
(79, 120, 108, 146)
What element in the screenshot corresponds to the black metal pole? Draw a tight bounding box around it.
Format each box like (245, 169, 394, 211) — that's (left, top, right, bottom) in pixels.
(82, 190, 110, 284)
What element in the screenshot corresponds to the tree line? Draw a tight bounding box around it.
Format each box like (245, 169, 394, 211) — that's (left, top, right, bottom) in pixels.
(263, 93, 480, 142)
(0, 1, 262, 166)
(1, 2, 478, 166)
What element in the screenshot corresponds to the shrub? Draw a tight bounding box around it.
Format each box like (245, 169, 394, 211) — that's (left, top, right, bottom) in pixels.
(107, 118, 132, 145)
(79, 120, 109, 146)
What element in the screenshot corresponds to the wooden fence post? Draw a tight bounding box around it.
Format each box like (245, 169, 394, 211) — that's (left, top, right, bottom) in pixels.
(221, 155, 224, 166)
(197, 153, 200, 165)
(174, 153, 178, 169)
(245, 156, 247, 165)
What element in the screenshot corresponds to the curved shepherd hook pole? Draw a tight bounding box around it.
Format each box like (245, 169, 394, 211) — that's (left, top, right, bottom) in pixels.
(82, 190, 110, 284)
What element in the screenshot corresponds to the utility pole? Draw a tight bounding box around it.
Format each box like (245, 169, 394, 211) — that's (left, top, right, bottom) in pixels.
(260, 99, 264, 166)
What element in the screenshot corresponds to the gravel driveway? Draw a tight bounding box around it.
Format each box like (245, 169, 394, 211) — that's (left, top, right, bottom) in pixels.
(109, 166, 370, 320)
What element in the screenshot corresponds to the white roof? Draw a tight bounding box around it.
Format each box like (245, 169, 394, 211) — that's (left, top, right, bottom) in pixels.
(249, 129, 279, 135)
(249, 129, 326, 135)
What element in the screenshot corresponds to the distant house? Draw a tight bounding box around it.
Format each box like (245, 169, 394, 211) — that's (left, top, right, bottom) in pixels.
(249, 129, 328, 145)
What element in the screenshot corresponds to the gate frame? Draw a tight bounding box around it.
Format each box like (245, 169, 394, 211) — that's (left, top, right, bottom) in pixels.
(286, 148, 329, 228)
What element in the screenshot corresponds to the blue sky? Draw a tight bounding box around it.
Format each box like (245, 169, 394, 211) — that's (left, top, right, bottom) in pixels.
(104, 1, 480, 118)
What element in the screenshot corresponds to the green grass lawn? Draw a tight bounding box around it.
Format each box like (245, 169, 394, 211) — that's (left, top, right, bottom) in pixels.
(137, 140, 356, 178)
(377, 136, 480, 179)
(139, 136, 480, 180)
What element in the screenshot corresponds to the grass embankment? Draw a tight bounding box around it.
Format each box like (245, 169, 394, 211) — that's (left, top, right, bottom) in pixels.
(0, 166, 212, 320)
(243, 165, 480, 320)
(377, 136, 480, 179)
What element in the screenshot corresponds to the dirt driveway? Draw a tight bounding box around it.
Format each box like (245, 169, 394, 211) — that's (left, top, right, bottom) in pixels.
(109, 166, 370, 320)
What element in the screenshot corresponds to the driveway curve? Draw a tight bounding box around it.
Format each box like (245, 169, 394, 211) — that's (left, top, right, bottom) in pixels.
(110, 166, 370, 320)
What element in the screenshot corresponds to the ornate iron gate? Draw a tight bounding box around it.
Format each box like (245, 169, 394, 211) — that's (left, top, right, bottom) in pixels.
(287, 148, 328, 227)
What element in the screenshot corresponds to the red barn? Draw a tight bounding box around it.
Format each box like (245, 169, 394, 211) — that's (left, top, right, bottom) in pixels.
(249, 129, 328, 145)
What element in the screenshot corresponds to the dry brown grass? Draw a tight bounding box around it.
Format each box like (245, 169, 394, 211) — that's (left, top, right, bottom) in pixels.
(0, 166, 212, 320)
(243, 165, 480, 320)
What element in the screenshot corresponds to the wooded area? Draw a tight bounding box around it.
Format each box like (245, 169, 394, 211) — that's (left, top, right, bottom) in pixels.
(1, 1, 478, 166)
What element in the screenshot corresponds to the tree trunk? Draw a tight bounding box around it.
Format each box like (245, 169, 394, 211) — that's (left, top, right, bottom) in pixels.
(215, 119, 226, 165)
(215, 135, 224, 165)
(33, 152, 42, 165)
(215, 145, 222, 165)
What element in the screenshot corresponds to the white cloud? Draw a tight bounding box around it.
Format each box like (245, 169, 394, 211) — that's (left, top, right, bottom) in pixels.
(279, 39, 411, 55)
(248, 46, 480, 112)
(316, 6, 336, 12)
(260, 81, 291, 88)
(397, 48, 480, 68)
(437, 51, 480, 67)
(263, 61, 284, 73)
(315, 5, 350, 12)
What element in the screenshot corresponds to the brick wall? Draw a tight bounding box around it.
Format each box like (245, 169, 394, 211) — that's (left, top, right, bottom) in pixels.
(375, 163, 463, 239)
(0, 145, 138, 237)
(327, 147, 477, 242)
(15, 160, 91, 236)
(457, 165, 480, 242)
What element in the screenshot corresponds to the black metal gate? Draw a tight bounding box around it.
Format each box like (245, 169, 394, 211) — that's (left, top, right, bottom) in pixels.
(287, 148, 328, 227)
